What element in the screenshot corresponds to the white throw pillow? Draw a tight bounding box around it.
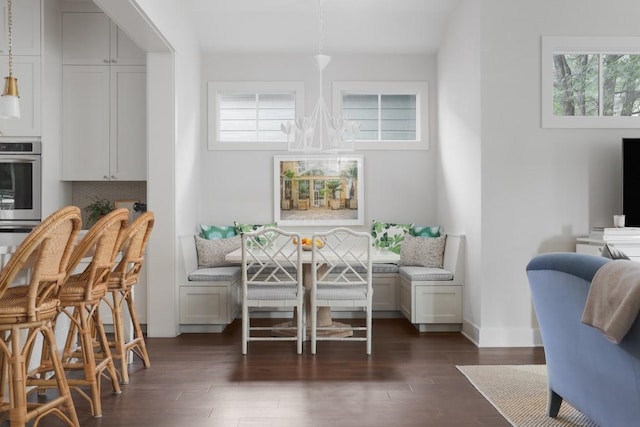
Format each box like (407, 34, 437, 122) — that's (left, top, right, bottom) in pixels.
(194, 235, 241, 268)
(399, 234, 447, 268)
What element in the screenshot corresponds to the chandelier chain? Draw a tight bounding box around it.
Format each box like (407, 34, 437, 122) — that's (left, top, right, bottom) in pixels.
(7, 0, 13, 75)
(318, 0, 323, 54)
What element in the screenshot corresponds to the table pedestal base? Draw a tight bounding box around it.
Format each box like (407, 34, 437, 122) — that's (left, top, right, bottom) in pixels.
(273, 307, 353, 339)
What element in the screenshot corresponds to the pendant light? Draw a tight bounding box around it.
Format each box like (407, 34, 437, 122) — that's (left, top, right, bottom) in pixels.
(0, 0, 20, 119)
(282, 0, 359, 152)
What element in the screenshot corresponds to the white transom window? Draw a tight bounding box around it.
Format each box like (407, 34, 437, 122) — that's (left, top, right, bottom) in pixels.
(333, 81, 429, 150)
(208, 81, 304, 150)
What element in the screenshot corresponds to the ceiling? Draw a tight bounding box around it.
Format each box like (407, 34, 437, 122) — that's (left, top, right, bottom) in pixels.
(181, 0, 460, 55)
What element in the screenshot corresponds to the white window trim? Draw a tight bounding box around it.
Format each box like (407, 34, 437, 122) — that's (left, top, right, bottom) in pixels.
(208, 81, 305, 150)
(332, 81, 429, 150)
(542, 36, 640, 128)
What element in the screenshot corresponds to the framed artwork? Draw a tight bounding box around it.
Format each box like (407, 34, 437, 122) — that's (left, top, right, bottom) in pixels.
(274, 155, 364, 226)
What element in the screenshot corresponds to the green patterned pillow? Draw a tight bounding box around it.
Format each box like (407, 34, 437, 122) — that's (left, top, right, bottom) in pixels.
(371, 220, 414, 254)
(234, 222, 277, 247)
(411, 225, 441, 237)
(233, 222, 277, 235)
(199, 224, 237, 240)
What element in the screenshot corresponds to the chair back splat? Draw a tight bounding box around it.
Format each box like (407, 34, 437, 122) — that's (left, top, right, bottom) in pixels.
(0, 206, 82, 426)
(310, 227, 373, 355)
(29, 208, 129, 418)
(104, 211, 154, 384)
(241, 227, 304, 354)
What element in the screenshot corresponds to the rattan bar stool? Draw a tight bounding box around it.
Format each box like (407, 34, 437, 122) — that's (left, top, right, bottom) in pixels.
(29, 208, 129, 418)
(102, 211, 154, 384)
(0, 206, 81, 427)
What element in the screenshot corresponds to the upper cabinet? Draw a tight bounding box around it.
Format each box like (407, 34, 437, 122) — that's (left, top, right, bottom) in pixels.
(62, 12, 145, 66)
(0, 0, 41, 56)
(0, 56, 40, 136)
(61, 11, 146, 181)
(0, 0, 40, 136)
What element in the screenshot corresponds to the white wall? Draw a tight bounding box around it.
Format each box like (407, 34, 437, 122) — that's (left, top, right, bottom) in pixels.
(474, 0, 640, 346)
(200, 54, 439, 231)
(437, 0, 482, 343)
(99, 0, 202, 337)
(41, 0, 72, 216)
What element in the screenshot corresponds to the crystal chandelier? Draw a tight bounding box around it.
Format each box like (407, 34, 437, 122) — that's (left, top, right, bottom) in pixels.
(0, 0, 20, 120)
(282, 0, 359, 152)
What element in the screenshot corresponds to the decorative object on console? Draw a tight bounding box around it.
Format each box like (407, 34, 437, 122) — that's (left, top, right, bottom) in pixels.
(0, 0, 20, 120)
(600, 244, 630, 260)
(281, 0, 359, 152)
(371, 221, 414, 254)
(399, 234, 447, 268)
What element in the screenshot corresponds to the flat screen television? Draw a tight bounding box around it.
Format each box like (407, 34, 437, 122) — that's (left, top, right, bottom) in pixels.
(623, 138, 640, 227)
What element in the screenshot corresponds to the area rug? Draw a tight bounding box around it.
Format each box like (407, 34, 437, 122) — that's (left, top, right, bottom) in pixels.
(456, 365, 598, 427)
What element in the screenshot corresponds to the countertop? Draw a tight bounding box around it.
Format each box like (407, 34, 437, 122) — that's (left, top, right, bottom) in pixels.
(0, 233, 29, 255)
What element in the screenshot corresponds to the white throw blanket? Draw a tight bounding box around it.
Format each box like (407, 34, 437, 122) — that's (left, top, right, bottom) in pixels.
(581, 260, 640, 343)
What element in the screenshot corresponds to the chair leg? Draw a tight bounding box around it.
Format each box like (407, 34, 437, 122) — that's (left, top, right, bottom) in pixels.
(41, 324, 81, 427)
(296, 301, 303, 355)
(366, 306, 372, 356)
(242, 304, 248, 355)
(6, 323, 80, 427)
(311, 301, 317, 355)
(108, 290, 127, 384)
(124, 289, 151, 367)
(60, 303, 121, 418)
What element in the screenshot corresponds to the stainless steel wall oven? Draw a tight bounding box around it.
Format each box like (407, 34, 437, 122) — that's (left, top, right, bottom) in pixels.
(0, 141, 41, 230)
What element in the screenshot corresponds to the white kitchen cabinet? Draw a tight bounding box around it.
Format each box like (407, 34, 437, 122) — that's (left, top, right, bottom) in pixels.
(0, 0, 40, 56)
(0, 55, 40, 136)
(62, 65, 146, 181)
(62, 11, 145, 66)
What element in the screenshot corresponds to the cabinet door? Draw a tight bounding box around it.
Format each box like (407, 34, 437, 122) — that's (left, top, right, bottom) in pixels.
(62, 12, 144, 66)
(110, 22, 145, 66)
(0, 0, 40, 56)
(0, 56, 40, 136)
(62, 65, 110, 180)
(62, 12, 110, 65)
(110, 66, 146, 181)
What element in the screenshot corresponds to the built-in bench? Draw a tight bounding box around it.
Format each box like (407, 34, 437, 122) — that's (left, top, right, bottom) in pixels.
(399, 235, 465, 332)
(178, 234, 465, 332)
(178, 235, 241, 332)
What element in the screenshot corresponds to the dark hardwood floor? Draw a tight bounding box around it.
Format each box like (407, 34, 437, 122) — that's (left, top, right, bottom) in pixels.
(16, 318, 545, 427)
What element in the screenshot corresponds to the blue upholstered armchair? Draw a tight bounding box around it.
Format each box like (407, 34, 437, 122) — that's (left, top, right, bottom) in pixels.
(526, 252, 640, 427)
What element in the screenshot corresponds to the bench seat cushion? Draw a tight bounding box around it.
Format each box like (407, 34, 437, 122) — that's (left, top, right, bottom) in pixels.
(399, 266, 453, 281)
(372, 263, 400, 274)
(188, 266, 241, 282)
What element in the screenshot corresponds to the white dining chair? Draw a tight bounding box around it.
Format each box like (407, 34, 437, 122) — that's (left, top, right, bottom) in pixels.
(241, 228, 304, 354)
(310, 227, 373, 355)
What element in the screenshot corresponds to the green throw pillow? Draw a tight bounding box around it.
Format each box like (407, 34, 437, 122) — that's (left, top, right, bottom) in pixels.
(234, 222, 277, 247)
(233, 222, 277, 235)
(199, 224, 237, 240)
(371, 220, 414, 254)
(411, 225, 441, 237)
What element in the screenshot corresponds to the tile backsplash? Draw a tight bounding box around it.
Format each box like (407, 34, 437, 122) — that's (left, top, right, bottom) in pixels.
(72, 181, 147, 228)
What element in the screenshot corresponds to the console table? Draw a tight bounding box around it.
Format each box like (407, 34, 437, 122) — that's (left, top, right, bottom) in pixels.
(576, 236, 640, 261)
